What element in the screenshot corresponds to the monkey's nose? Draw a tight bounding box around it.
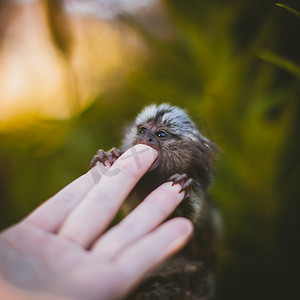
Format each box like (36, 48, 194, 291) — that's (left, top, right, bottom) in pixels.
(139, 134, 157, 147)
(145, 132, 153, 142)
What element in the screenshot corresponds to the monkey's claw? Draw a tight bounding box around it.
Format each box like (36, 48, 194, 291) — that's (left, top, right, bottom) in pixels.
(89, 147, 123, 169)
(167, 173, 193, 200)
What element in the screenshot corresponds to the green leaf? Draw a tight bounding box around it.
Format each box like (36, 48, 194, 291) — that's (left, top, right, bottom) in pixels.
(276, 3, 300, 19)
(258, 49, 300, 78)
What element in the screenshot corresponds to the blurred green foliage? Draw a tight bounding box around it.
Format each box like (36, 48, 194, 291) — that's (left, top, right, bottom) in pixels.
(0, 0, 300, 299)
(276, 2, 300, 18)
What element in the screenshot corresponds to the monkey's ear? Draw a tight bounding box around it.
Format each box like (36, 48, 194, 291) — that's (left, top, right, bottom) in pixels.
(201, 136, 220, 156)
(188, 129, 203, 143)
(121, 121, 137, 152)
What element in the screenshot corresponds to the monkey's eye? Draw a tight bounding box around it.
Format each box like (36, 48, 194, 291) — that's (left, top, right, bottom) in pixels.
(156, 130, 168, 139)
(138, 127, 147, 134)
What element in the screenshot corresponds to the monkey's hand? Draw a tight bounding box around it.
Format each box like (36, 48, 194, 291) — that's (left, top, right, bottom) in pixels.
(89, 147, 124, 169)
(167, 173, 193, 200)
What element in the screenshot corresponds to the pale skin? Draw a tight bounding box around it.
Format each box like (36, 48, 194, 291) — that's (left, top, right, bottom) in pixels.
(0, 144, 193, 300)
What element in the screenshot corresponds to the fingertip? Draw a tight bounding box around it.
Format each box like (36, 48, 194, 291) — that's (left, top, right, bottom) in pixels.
(133, 144, 158, 158)
(163, 217, 194, 255)
(169, 217, 194, 237)
(160, 181, 185, 201)
(114, 144, 158, 175)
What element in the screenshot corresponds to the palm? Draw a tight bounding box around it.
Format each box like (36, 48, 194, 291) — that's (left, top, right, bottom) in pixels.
(0, 145, 192, 300)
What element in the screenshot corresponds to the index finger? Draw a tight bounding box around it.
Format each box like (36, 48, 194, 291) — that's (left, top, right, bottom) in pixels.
(24, 164, 106, 232)
(58, 145, 158, 248)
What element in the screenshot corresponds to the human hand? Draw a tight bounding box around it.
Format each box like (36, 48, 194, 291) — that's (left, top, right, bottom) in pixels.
(0, 145, 193, 300)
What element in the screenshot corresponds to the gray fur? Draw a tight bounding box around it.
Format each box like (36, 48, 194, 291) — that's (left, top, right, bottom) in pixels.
(123, 104, 201, 147)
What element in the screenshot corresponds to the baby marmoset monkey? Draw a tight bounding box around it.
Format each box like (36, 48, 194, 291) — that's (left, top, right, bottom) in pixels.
(90, 104, 220, 298)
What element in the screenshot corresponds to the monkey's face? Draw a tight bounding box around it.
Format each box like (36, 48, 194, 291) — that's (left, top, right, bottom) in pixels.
(135, 121, 173, 171)
(134, 119, 199, 175)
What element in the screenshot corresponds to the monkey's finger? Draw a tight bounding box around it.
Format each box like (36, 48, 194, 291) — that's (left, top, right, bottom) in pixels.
(89, 155, 100, 169)
(111, 147, 123, 158)
(24, 169, 100, 232)
(106, 152, 114, 165)
(98, 149, 106, 165)
(58, 145, 158, 249)
(92, 182, 184, 257)
(112, 218, 193, 297)
(180, 178, 193, 193)
(167, 173, 180, 182)
(173, 173, 188, 185)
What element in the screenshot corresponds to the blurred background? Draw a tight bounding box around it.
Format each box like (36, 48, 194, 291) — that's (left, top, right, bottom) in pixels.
(0, 0, 299, 299)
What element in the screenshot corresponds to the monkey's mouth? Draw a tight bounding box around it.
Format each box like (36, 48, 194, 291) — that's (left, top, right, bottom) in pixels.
(148, 156, 160, 172)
